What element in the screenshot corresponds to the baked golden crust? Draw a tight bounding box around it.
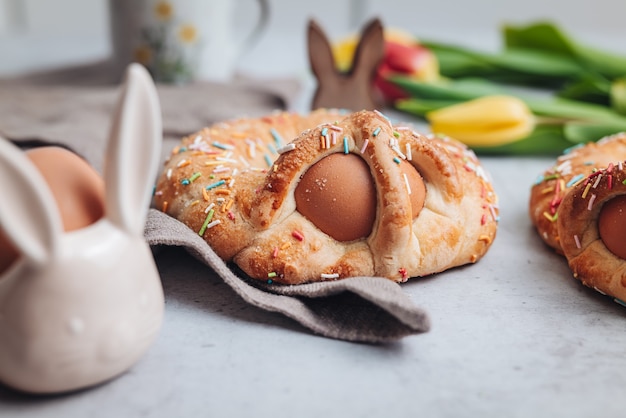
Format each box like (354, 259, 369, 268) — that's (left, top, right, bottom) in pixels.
(154, 109, 499, 284)
(529, 133, 626, 301)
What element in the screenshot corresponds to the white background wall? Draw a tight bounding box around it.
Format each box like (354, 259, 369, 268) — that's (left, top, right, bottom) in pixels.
(0, 0, 624, 78)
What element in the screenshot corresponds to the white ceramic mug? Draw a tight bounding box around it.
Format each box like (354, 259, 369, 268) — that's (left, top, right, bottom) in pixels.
(109, 0, 269, 83)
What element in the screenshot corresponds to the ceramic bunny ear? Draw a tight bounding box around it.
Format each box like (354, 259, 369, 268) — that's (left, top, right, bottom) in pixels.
(0, 138, 62, 264)
(104, 64, 162, 236)
(308, 18, 385, 111)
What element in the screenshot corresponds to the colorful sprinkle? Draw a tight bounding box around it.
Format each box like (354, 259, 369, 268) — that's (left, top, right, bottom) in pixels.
(216, 157, 237, 163)
(593, 174, 603, 188)
(489, 205, 499, 222)
(587, 194, 596, 210)
(405, 143, 412, 161)
(393, 157, 401, 164)
(264, 154, 273, 167)
(607, 162, 615, 173)
(543, 211, 557, 222)
(268, 272, 277, 278)
(393, 131, 400, 138)
(277, 143, 296, 154)
(574, 234, 581, 249)
(343, 136, 349, 154)
(403, 173, 412, 195)
(594, 286, 607, 296)
(212, 166, 230, 174)
(177, 159, 190, 168)
(392, 145, 407, 160)
(321, 127, 328, 137)
(239, 155, 250, 167)
(582, 182, 592, 199)
(563, 143, 584, 154)
(205, 219, 221, 230)
(321, 273, 340, 279)
(360, 139, 369, 154)
(614, 298, 626, 307)
(205, 179, 226, 190)
(270, 128, 283, 146)
(566, 174, 584, 188)
(198, 209, 215, 236)
(372, 127, 381, 137)
(374, 109, 392, 128)
(212, 141, 234, 150)
(181, 178, 190, 185)
(291, 230, 305, 241)
(189, 172, 201, 182)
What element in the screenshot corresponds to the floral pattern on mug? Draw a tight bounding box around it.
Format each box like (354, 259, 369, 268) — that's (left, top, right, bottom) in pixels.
(134, 1, 201, 83)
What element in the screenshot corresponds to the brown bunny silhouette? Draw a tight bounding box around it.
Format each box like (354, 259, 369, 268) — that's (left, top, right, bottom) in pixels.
(308, 18, 385, 111)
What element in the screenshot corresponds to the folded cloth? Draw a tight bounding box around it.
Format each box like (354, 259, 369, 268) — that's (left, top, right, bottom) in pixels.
(0, 79, 430, 343)
(145, 209, 430, 342)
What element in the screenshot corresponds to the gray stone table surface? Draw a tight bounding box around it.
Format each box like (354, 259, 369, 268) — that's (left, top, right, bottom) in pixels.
(1, 150, 624, 418)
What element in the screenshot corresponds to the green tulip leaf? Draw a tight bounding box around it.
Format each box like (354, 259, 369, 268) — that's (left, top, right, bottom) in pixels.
(556, 77, 611, 105)
(610, 77, 626, 115)
(503, 21, 626, 80)
(470, 125, 570, 155)
(394, 98, 460, 117)
(563, 122, 626, 144)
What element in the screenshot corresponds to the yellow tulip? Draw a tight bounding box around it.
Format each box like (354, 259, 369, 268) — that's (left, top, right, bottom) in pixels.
(426, 95, 535, 147)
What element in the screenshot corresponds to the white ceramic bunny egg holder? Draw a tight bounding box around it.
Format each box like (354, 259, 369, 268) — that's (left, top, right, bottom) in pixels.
(0, 64, 164, 394)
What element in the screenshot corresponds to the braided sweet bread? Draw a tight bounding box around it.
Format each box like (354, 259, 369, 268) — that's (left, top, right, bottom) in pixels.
(154, 109, 499, 284)
(529, 133, 626, 302)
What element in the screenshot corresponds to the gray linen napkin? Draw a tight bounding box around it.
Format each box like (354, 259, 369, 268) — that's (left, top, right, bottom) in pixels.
(0, 80, 430, 343)
(145, 209, 430, 343)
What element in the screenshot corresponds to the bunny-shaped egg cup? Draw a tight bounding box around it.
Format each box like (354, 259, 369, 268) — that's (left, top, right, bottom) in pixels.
(0, 64, 164, 394)
(308, 18, 385, 111)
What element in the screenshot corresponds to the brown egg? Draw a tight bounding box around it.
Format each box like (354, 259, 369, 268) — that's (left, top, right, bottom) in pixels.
(0, 147, 105, 275)
(598, 194, 626, 259)
(400, 160, 426, 218)
(295, 153, 376, 242)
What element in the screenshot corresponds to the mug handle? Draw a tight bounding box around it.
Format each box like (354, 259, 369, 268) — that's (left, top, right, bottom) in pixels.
(235, 0, 270, 59)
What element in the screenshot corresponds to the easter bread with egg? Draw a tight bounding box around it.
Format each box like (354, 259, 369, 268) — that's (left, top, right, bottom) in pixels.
(154, 109, 499, 284)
